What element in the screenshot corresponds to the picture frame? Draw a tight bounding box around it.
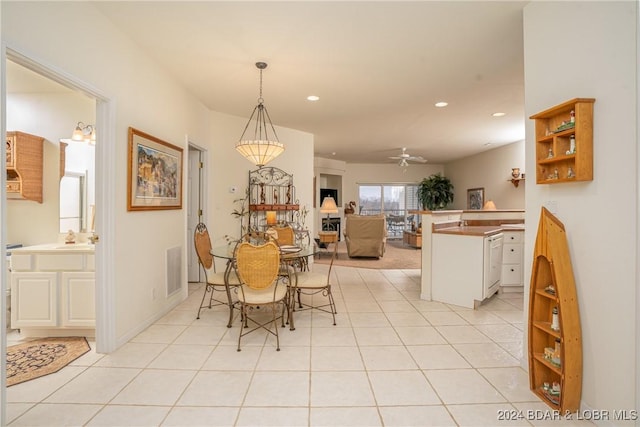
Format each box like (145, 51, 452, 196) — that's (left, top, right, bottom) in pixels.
(127, 127, 183, 211)
(467, 187, 484, 210)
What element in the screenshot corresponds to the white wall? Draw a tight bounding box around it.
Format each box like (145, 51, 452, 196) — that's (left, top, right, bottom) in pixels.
(524, 1, 637, 417)
(445, 141, 525, 210)
(208, 111, 314, 267)
(6, 92, 95, 245)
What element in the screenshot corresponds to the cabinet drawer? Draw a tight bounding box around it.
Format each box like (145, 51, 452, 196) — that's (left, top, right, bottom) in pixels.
(503, 244, 522, 264)
(503, 231, 523, 244)
(501, 264, 522, 285)
(6, 181, 21, 192)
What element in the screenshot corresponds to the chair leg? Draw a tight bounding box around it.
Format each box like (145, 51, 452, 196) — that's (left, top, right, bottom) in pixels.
(196, 283, 211, 319)
(272, 304, 280, 351)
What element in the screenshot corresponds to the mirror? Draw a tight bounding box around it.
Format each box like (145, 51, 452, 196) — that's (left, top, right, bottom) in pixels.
(59, 140, 95, 233)
(59, 172, 86, 232)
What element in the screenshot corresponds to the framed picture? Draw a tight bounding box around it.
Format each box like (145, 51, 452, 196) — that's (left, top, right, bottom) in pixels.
(467, 187, 484, 210)
(127, 127, 183, 211)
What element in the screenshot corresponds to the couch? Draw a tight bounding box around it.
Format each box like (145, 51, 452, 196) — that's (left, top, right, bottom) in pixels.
(343, 215, 387, 258)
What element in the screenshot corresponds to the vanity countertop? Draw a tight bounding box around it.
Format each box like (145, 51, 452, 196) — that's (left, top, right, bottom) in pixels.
(11, 243, 95, 253)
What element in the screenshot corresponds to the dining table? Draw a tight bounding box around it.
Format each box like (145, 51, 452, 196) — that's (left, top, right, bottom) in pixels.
(210, 244, 318, 331)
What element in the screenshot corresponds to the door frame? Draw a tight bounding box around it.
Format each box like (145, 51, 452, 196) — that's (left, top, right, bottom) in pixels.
(187, 141, 207, 283)
(1, 47, 117, 365)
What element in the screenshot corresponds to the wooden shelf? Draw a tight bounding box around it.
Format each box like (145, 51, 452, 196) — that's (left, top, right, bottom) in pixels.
(530, 98, 594, 184)
(528, 207, 582, 412)
(508, 177, 525, 188)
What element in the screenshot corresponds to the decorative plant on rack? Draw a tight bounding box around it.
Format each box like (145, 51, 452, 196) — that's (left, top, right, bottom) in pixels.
(230, 188, 250, 238)
(417, 173, 454, 210)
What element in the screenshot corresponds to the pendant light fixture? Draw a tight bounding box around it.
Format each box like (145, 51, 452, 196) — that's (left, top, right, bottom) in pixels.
(235, 62, 284, 168)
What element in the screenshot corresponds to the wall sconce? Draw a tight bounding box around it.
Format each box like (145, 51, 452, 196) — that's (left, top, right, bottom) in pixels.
(71, 122, 96, 145)
(266, 211, 277, 226)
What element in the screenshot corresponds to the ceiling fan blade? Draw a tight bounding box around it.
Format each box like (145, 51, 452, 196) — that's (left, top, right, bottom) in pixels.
(407, 156, 427, 163)
(388, 156, 403, 160)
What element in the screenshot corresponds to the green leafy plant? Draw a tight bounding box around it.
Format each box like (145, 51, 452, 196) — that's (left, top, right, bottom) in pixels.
(230, 188, 250, 237)
(417, 173, 454, 210)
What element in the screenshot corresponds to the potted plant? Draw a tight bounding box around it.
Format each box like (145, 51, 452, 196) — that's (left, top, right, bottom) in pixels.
(417, 173, 454, 210)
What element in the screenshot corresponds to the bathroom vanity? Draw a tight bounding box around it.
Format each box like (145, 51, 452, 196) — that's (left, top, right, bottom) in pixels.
(10, 243, 95, 336)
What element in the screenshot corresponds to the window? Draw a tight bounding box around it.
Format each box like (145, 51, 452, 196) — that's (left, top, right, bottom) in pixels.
(358, 183, 420, 238)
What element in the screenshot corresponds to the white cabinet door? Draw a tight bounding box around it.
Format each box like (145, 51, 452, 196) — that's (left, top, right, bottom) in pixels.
(10, 272, 57, 327)
(61, 272, 95, 327)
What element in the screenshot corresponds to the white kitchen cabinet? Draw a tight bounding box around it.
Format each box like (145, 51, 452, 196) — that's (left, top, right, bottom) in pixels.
(432, 231, 504, 309)
(501, 230, 524, 290)
(9, 244, 95, 334)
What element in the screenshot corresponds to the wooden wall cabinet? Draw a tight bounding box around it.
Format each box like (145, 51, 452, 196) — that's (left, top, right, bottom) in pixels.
(6, 131, 45, 203)
(528, 208, 582, 412)
(530, 98, 594, 184)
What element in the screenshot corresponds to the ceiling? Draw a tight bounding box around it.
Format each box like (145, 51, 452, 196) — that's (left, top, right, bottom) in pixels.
(8, 1, 527, 165)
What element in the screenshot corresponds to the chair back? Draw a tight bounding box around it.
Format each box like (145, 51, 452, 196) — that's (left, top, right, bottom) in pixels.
(235, 240, 281, 290)
(326, 235, 340, 283)
(194, 223, 214, 272)
(272, 225, 295, 246)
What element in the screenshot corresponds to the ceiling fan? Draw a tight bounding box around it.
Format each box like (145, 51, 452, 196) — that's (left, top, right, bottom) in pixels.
(388, 147, 427, 167)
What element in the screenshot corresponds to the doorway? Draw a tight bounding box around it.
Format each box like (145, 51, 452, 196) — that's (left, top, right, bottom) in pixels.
(2, 48, 116, 358)
(187, 144, 206, 283)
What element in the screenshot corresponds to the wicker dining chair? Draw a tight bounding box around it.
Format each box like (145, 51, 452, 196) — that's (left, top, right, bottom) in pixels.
(272, 224, 309, 272)
(193, 223, 241, 327)
(234, 237, 289, 351)
(290, 237, 338, 325)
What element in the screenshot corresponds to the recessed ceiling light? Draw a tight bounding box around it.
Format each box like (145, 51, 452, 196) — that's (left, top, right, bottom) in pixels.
(435, 101, 448, 108)
(492, 112, 506, 117)
(307, 95, 320, 101)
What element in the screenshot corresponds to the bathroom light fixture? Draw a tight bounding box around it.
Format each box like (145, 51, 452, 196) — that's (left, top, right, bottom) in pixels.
(235, 62, 284, 168)
(71, 122, 96, 145)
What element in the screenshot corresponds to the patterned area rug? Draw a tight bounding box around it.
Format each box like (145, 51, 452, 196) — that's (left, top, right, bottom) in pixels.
(314, 239, 421, 269)
(6, 337, 90, 387)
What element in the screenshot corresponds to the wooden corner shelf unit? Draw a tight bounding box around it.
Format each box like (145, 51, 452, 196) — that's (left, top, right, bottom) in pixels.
(528, 207, 582, 412)
(530, 98, 594, 184)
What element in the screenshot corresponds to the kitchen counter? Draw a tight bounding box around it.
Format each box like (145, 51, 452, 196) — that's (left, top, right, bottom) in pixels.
(433, 224, 525, 237)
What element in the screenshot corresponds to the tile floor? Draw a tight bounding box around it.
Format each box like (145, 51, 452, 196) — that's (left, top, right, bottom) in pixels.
(6, 265, 594, 426)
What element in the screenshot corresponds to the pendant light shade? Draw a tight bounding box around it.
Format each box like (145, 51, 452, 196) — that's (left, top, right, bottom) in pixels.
(236, 62, 284, 168)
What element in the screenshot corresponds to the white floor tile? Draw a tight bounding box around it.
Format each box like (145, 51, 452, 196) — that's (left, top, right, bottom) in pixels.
(311, 346, 365, 371)
(479, 367, 540, 402)
(311, 326, 357, 346)
(111, 369, 196, 405)
(424, 311, 469, 326)
(147, 343, 214, 370)
(9, 403, 102, 426)
(44, 367, 140, 404)
(236, 407, 309, 426)
(163, 407, 240, 426)
(395, 326, 447, 345)
(379, 405, 456, 426)
(256, 345, 310, 370)
(6, 366, 87, 403)
(348, 312, 391, 327)
(425, 369, 506, 404)
(385, 311, 430, 327)
(310, 371, 375, 406)
(454, 343, 521, 368)
(130, 324, 188, 344)
(177, 371, 252, 406)
(94, 342, 167, 368)
(85, 405, 170, 426)
(369, 370, 440, 405)
(353, 327, 402, 345)
(407, 345, 471, 369)
(310, 407, 382, 426)
(244, 371, 310, 406)
(447, 403, 532, 426)
(359, 346, 418, 370)
(201, 344, 262, 371)
(475, 324, 523, 343)
(436, 325, 492, 343)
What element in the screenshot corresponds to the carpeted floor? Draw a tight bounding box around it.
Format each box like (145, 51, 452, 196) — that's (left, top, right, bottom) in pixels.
(314, 238, 421, 269)
(6, 337, 90, 386)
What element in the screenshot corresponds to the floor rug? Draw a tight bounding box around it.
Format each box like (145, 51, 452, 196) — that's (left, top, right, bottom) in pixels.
(6, 337, 90, 387)
(314, 239, 421, 269)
